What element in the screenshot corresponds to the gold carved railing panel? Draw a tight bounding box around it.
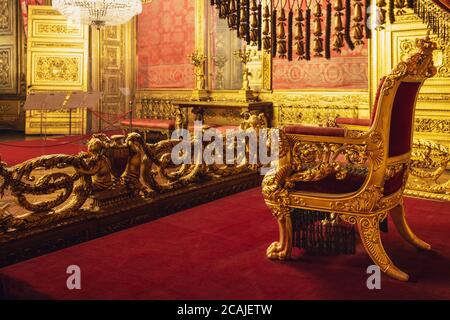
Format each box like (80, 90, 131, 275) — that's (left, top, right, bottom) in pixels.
(25, 5, 89, 135)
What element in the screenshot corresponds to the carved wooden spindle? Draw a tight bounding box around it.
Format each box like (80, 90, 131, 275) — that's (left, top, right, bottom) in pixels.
(277, 7, 288, 58)
(333, 0, 345, 53)
(394, 0, 407, 15)
(287, 8, 294, 61)
(263, 4, 272, 51)
(325, 0, 332, 59)
(228, 0, 238, 29)
(313, 0, 324, 57)
(344, 0, 355, 49)
(305, 3, 311, 60)
(250, 0, 259, 45)
(389, 0, 396, 23)
(352, 0, 364, 45)
(239, 0, 248, 39)
(219, 0, 230, 19)
(376, 0, 387, 29)
(295, 7, 306, 60)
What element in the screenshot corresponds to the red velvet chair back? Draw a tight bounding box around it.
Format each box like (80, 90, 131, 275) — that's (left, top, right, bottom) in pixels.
(387, 81, 423, 157)
(371, 79, 424, 158)
(370, 36, 437, 160)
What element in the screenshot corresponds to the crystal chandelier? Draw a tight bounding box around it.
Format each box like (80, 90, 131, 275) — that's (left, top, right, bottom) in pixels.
(52, 0, 143, 28)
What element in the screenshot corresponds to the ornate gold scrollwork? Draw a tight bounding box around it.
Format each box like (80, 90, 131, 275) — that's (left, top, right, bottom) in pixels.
(0, 115, 269, 232)
(286, 141, 368, 184)
(332, 186, 384, 213)
(382, 35, 437, 96)
(405, 139, 450, 199)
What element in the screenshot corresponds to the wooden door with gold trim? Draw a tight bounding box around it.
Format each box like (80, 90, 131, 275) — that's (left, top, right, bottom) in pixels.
(25, 5, 89, 135)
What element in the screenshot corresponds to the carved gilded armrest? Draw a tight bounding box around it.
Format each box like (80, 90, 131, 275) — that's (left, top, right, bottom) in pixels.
(265, 128, 383, 189)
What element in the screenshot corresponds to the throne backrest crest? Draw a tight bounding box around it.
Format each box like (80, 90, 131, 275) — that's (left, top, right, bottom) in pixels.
(371, 36, 437, 159)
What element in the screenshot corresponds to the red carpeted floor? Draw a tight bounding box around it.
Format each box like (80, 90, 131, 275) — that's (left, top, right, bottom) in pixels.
(0, 188, 449, 300)
(0, 136, 87, 166)
(0, 130, 123, 166)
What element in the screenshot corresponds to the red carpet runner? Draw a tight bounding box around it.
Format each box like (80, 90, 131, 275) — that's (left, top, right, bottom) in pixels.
(0, 188, 449, 299)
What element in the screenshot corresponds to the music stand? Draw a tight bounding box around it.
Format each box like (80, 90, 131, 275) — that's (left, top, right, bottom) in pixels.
(23, 92, 49, 138)
(65, 92, 85, 135)
(84, 92, 102, 133)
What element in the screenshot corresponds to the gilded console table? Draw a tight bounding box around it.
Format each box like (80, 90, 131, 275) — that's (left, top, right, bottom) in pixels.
(172, 100, 273, 129)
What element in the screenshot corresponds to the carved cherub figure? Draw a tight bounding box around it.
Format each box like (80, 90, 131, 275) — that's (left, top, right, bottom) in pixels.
(78, 137, 113, 192)
(120, 132, 145, 192)
(239, 111, 268, 131)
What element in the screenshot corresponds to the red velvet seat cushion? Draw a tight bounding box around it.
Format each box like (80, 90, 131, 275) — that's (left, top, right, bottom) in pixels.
(335, 118, 371, 126)
(292, 165, 405, 196)
(284, 125, 346, 137)
(120, 119, 175, 130)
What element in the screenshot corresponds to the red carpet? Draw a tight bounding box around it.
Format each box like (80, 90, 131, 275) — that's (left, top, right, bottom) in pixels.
(0, 130, 122, 166)
(0, 188, 449, 300)
(0, 136, 87, 166)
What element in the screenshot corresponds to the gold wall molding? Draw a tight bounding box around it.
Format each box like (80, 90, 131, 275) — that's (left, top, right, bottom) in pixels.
(406, 139, 450, 201)
(35, 23, 83, 36)
(0, 46, 11, 87)
(415, 118, 450, 134)
(262, 91, 369, 126)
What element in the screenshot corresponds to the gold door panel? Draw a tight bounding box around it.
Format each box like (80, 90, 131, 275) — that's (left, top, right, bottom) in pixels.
(25, 5, 89, 135)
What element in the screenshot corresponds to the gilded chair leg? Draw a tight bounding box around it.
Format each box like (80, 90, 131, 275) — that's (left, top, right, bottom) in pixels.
(267, 205, 292, 260)
(357, 215, 409, 281)
(390, 204, 431, 251)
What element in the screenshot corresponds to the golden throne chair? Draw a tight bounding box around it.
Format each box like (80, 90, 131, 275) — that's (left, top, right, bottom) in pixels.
(262, 36, 437, 281)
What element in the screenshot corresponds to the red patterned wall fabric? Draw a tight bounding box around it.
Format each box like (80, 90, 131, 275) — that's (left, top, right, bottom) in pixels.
(21, 0, 45, 38)
(137, 0, 195, 89)
(273, 43, 368, 90)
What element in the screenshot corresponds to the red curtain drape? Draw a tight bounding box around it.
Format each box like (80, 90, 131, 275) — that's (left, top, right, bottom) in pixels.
(20, 0, 45, 38)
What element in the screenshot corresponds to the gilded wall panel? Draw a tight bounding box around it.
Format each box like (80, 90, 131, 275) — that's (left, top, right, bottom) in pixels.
(0, 0, 17, 95)
(0, 45, 13, 90)
(0, 100, 20, 129)
(32, 54, 83, 85)
(0, 0, 13, 35)
(268, 92, 369, 126)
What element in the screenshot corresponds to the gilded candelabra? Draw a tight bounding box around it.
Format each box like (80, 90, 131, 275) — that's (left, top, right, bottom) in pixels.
(188, 51, 208, 101)
(234, 47, 256, 102)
